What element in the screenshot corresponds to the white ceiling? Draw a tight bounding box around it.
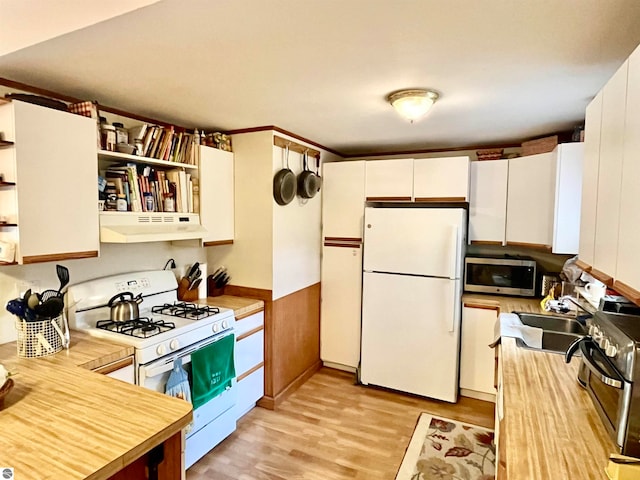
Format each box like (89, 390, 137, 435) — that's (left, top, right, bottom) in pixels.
(1, 0, 640, 156)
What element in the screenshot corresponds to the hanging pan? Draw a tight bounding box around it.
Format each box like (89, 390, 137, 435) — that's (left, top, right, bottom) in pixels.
(273, 144, 296, 205)
(297, 150, 319, 199)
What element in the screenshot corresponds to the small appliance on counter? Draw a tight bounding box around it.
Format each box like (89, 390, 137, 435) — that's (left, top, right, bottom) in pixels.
(599, 295, 640, 316)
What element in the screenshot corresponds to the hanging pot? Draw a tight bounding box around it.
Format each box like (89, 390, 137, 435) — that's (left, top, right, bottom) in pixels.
(297, 150, 319, 199)
(273, 144, 296, 205)
(315, 154, 322, 192)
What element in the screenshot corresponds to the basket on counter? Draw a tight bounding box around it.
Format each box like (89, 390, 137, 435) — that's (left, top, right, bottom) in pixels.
(14, 315, 65, 358)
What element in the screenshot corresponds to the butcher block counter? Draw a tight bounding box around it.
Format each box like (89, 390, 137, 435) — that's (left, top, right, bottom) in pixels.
(199, 294, 265, 319)
(462, 293, 616, 480)
(0, 332, 192, 480)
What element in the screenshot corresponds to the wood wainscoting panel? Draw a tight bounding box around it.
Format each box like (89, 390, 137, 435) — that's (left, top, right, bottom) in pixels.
(269, 283, 321, 406)
(224, 283, 321, 410)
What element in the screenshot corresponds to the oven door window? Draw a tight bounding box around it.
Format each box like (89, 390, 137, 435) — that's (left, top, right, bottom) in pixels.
(583, 341, 624, 433)
(466, 264, 534, 289)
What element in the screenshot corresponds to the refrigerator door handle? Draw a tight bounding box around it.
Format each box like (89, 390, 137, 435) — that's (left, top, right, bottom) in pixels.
(446, 281, 457, 333)
(448, 224, 459, 280)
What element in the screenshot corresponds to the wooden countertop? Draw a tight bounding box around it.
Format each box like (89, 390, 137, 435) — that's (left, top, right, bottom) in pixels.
(501, 337, 615, 479)
(199, 295, 265, 320)
(0, 336, 192, 480)
(462, 293, 616, 479)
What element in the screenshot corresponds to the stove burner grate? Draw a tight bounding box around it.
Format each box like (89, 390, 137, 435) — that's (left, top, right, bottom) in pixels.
(151, 302, 220, 320)
(96, 317, 176, 338)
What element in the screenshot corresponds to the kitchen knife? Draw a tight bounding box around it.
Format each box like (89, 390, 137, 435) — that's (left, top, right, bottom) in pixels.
(186, 262, 200, 282)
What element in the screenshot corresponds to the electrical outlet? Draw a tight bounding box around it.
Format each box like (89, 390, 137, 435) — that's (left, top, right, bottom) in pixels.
(15, 280, 41, 297)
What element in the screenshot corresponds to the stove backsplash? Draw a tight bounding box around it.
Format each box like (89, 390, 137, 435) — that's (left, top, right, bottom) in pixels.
(0, 242, 206, 344)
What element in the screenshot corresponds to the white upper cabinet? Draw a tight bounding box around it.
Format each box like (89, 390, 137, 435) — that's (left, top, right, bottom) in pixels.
(593, 60, 628, 278)
(506, 152, 557, 249)
(616, 46, 640, 295)
(553, 143, 584, 254)
(322, 161, 365, 239)
(199, 145, 234, 245)
(579, 91, 603, 267)
(469, 159, 508, 245)
(364, 158, 413, 201)
(0, 100, 99, 264)
(413, 156, 470, 202)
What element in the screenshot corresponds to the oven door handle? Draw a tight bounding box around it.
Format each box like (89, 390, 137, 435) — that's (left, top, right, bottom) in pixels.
(579, 338, 624, 389)
(143, 353, 193, 378)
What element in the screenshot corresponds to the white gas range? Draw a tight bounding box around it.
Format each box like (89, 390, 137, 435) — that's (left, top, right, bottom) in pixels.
(66, 269, 237, 469)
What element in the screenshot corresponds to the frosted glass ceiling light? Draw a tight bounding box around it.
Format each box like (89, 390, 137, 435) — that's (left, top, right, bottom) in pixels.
(387, 89, 439, 122)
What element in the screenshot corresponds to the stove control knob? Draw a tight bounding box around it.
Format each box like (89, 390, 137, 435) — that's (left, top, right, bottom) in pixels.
(606, 344, 618, 357)
(170, 339, 179, 351)
(212, 323, 220, 333)
(599, 337, 609, 350)
(156, 344, 166, 355)
(222, 320, 229, 329)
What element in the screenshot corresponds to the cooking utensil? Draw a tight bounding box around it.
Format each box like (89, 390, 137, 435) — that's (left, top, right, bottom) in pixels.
(34, 295, 64, 319)
(315, 154, 322, 192)
(108, 292, 143, 322)
(273, 144, 296, 205)
(189, 278, 202, 291)
(55, 264, 69, 295)
(297, 150, 319, 199)
(186, 262, 200, 282)
(51, 318, 66, 347)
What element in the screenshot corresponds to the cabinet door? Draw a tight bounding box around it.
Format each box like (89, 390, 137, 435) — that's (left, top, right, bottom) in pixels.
(579, 91, 603, 267)
(413, 156, 470, 202)
(364, 158, 413, 201)
(593, 60, 628, 279)
(469, 160, 508, 245)
(200, 146, 234, 244)
(320, 244, 362, 369)
(552, 143, 584, 254)
(322, 161, 365, 240)
(13, 101, 99, 263)
(506, 153, 556, 249)
(616, 46, 640, 297)
(459, 305, 498, 396)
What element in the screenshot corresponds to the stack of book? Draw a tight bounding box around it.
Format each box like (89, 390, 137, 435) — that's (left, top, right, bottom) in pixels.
(104, 164, 196, 213)
(128, 124, 200, 165)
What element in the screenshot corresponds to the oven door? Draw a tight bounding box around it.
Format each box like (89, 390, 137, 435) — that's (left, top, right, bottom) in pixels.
(580, 338, 633, 450)
(138, 331, 236, 437)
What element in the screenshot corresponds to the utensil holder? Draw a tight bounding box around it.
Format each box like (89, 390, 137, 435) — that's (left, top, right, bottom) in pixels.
(14, 315, 65, 358)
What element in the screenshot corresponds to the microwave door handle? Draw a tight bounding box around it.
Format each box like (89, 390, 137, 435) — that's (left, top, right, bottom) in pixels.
(579, 339, 624, 389)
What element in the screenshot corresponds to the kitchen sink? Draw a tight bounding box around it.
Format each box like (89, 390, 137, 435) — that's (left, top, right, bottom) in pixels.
(513, 312, 587, 355)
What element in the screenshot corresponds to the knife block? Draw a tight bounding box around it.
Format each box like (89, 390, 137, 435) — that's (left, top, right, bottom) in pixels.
(177, 277, 199, 302)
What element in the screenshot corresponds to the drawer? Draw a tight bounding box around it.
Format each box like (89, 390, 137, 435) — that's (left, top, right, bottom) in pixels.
(235, 329, 264, 376)
(235, 366, 264, 419)
(234, 311, 264, 337)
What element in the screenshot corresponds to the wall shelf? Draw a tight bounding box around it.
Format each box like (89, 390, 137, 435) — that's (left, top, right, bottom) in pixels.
(98, 150, 198, 170)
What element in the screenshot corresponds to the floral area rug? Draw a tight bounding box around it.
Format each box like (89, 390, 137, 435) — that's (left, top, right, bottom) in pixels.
(395, 413, 496, 480)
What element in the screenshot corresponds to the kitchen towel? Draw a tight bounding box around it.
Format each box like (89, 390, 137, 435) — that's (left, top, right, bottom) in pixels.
(191, 333, 235, 410)
(165, 357, 192, 403)
(489, 313, 543, 349)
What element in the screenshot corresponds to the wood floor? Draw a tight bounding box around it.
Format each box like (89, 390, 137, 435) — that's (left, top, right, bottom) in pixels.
(186, 368, 494, 480)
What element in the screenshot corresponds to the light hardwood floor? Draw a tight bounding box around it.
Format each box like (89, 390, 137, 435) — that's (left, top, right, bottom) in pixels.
(186, 368, 494, 480)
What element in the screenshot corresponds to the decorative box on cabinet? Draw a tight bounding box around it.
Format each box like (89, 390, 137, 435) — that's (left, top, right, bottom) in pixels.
(460, 303, 498, 401)
(413, 156, 470, 202)
(234, 310, 265, 419)
(0, 100, 99, 264)
(199, 145, 234, 246)
(469, 159, 508, 245)
(364, 158, 413, 201)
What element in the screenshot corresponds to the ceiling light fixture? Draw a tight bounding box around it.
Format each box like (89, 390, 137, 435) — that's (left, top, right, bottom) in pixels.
(387, 89, 439, 123)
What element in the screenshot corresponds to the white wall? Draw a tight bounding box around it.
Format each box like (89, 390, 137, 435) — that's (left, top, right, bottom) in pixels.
(207, 131, 273, 291)
(0, 241, 204, 343)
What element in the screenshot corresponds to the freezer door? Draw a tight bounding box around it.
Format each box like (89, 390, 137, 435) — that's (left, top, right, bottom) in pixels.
(360, 272, 461, 402)
(363, 207, 466, 279)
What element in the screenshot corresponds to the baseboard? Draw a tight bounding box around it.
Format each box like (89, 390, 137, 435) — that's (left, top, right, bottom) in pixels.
(322, 361, 357, 373)
(257, 360, 322, 410)
(460, 388, 496, 403)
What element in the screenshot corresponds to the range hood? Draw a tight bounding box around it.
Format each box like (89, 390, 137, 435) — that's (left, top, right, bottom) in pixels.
(99, 212, 207, 243)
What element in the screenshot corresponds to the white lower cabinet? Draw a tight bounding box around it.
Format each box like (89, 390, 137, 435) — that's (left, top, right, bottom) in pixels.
(459, 305, 497, 400)
(92, 356, 135, 384)
(320, 244, 362, 370)
(234, 311, 264, 419)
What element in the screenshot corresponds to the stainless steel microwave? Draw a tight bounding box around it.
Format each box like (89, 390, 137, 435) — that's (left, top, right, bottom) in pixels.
(464, 256, 537, 296)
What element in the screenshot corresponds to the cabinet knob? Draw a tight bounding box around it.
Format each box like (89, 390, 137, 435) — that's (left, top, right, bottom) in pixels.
(367, 224, 372, 228)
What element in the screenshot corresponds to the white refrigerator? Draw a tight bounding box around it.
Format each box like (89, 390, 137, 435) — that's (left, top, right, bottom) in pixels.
(360, 206, 466, 403)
